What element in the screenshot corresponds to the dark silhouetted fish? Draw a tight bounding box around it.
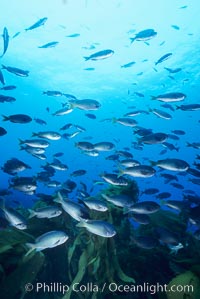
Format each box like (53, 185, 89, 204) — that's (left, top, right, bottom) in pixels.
(43, 90, 62, 96)
(2, 64, 29, 77)
(34, 118, 47, 125)
(187, 168, 200, 178)
(155, 227, 179, 245)
(12, 31, 21, 38)
(164, 67, 182, 73)
(84, 67, 95, 71)
(121, 61, 135, 68)
(155, 53, 172, 65)
(171, 183, 184, 190)
(2, 158, 31, 175)
(176, 104, 200, 111)
(171, 25, 180, 30)
(38, 41, 59, 48)
(0, 85, 16, 90)
(0, 127, 7, 136)
(171, 130, 185, 135)
(0, 70, 5, 85)
(156, 192, 171, 199)
(160, 173, 178, 183)
(141, 188, 159, 196)
(25, 17, 48, 31)
(168, 134, 180, 141)
(130, 29, 157, 43)
(132, 236, 157, 249)
(85, 113, 96, 119)
(53, 152, 64, 157)
(66, 33, 80, 37)
(131, 214, 150, 225)
(60, 123, 73, 131)
(0, 27, 9, 57)
(0, 94, 16, 103)
(2, 114, 32, 123)
(134, 92, 144, 97)
(84, 49, 114, 61)
(71, 169, 86, 177)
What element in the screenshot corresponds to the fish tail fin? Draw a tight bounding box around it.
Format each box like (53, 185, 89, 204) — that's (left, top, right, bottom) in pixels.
(2, 115, 9, 121)
(136, 137, 142, 144)
(150, 96, 156, 100)
(101, 193, 108, 200)
(148, 107, 153, 112)
(1, 64, 6, 69)
(76, 220, 87, 228)
(23, 243, 37, 259)
(54, 191, 63, 203)
(18, 139, 24, 145)
(117, 167, 124, 178)
(19, 145, 26, 151)
(68, 102, 74, 110)
(175, 105, 180, 110)
(28, 209, 36, 219)
(112, 117, 117, 124)
(130, 38, 135, 44)
(83, 56, 90, 61)
(0, 198, 5, 210)
(149, 160, 156, 167)
(32, 132, 37, 137)
(123, 207, 131, 214)
(175, 147, 180, 152)
(186, 142, 191, 147)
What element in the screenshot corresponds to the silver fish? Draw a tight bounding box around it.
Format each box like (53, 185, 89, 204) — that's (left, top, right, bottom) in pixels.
(150, 108, 172, 120)
(69, 99, 101, 111)
(119, 165, 156, 178)
(151, 92, 186, 103)
(28, 206, 62, 219)
(54, 192, 89, 221)
(126, 201, 160, 214)
(101, 194, 134, 208)
(152, 158, 189, 171)
(32, 131, 61, 140)
(0, 199, 27, 230)
(138, 133, 168, 144)
(93, 142, 115, 151)
(26, 230, 68, 253)
(82, 199, 108, 212)
(19, 139, 50, 148)
(76, 220, 116, 237)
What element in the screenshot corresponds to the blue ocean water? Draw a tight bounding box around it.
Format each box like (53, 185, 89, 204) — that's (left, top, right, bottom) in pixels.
(0, 1, 200, 298)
